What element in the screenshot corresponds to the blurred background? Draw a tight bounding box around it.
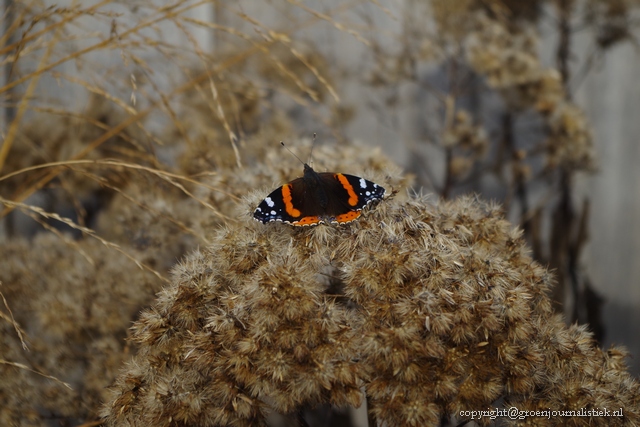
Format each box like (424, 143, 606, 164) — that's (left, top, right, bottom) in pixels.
(1, 0, 639, 425)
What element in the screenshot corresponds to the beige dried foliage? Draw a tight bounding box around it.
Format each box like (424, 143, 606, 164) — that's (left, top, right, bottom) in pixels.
(545, 104, 597, 172)
(465, 15, 543, 93)
(256, 43, 335, 104)
(102, 193, 639, 427)
(0, 234, 161, 425)
(464, 12, 597, 173)
(1, 95, 148, 198)
(0, 3, 373, 427)
(431, 0, 531, 43)
(3, 2, 639, 427)
(431, 0, 476, 41)
(175, 76, 264, 175)
(443, 110, 489, 180)
(584, 0, 640, 48)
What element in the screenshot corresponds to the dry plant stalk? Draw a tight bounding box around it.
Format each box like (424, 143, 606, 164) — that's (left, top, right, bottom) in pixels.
(102, 195, 640, 427)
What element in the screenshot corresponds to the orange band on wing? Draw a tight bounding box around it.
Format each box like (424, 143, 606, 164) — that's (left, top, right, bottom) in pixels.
(333, 211, 361, 223)
(335, 174, 358, 206)
(282, 184, 301, 218)
(292, 216, 322, 226)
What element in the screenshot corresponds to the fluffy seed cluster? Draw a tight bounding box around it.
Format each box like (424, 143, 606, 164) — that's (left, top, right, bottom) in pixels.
(442, 110, 489, 179)
(102, 195, 640, 427)
(464, 12, 596, 172)
(0, 234, 160, 425)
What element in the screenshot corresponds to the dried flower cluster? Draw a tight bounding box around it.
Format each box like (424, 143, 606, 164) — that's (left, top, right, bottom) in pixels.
(103, 194, 640, 427)
(584, 0, 640, 49)
(464, 12, 596, 172)
(0, 234, 159, 425)
(443, 110, 489, 180)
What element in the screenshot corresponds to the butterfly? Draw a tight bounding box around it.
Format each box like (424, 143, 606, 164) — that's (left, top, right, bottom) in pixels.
(254, 142, 385, 226)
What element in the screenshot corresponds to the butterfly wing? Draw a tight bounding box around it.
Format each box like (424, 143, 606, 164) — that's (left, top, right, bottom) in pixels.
(254, 177, 324, 224)
(318, 173, 386, 218)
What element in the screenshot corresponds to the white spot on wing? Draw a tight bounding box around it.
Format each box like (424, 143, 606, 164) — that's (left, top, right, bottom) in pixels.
(265, 197, 275, 207)
(359, 178, 367, 189)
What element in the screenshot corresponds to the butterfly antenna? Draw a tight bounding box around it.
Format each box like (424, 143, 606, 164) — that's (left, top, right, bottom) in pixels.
(308, 132, 317, 165)
(280, 141, 306, 165)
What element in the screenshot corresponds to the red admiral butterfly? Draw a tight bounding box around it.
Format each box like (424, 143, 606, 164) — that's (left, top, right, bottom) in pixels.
(254, 144, 386, 226)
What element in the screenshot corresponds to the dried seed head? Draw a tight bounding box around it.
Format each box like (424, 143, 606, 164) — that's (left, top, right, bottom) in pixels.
(101, 195, 639, 426)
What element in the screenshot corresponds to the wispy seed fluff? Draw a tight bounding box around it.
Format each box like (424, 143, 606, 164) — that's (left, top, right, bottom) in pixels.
(103, 196, 639, 427)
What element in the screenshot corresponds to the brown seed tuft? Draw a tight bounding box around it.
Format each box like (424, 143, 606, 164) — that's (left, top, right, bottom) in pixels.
(101, 195, 640, 426)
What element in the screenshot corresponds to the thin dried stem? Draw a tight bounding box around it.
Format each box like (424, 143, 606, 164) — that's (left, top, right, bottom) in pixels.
(0, 359, 72, 390)
(0, 16, 60, 173)
(0, 197, 170, 284)
(0, 287, 28, 351)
